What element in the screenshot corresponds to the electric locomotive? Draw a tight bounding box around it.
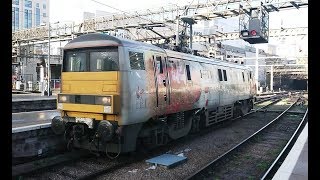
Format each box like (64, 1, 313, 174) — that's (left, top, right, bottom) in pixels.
(51, 33, 255, 156)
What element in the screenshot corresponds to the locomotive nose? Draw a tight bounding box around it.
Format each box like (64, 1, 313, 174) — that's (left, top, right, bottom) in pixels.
(51, 116, 66, 135)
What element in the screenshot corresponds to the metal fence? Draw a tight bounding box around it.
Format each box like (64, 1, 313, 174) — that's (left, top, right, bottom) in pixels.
(50, 79, 61, 91)
(12, 78, 61, 92)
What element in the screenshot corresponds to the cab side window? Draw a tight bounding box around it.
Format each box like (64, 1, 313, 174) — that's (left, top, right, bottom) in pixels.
(218, 69, 223, 81)
(129, 51, 145, 70)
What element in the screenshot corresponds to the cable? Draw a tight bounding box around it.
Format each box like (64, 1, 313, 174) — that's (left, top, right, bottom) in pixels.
(89, 0, 129, 14)
(87, 0, 155, 24)
(181, 0, 196, 16)
(67, 137, 74, 151)
(88, 132, 100, 156)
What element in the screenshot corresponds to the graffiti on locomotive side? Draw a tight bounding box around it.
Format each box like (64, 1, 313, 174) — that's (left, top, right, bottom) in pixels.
(136, 86, 146, 109)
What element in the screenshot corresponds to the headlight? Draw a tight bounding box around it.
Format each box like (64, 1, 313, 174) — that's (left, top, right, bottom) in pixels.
(102, 97, 111, 104)
(58, 95, 69, 103)
(241, 30, 249, 37)
(95, 96, 111, 106)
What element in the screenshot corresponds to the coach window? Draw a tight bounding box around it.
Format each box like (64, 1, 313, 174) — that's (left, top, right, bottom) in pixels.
(129, 51, 145, 70)
(242, 72, 245, 82)
(218, 69, 223, 81)
(186, 65, 191, 80)
(89, 48, 119, 71)
(223, 70, 227, 81)
(168, 60, 176, 70)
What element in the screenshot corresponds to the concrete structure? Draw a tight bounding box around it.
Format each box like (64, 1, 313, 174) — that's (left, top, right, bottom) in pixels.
(12, 0, 50, 31)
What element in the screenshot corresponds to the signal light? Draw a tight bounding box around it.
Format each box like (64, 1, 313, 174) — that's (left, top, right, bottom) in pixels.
(250, 30, 257, 36)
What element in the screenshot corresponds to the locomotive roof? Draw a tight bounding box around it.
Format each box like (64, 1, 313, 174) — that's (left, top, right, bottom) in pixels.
(64, 33, 251, 71)
(64, 33, 164, 52)
(165, 49, 252, 70)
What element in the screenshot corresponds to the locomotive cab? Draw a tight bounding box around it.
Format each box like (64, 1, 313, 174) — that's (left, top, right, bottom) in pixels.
(51, 34, 127, 155)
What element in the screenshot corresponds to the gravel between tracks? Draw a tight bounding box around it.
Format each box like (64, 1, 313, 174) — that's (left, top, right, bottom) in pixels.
(96, 111, 284, 180)
(195, 110, 307, 179)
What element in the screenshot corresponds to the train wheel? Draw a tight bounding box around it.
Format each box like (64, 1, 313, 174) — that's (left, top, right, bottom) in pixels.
(191, 114, 201, 133)
(66, 137, 74, 151)
(240, 100, 250, 115)
(167, 112, 192, 140)
(233, 104, 243, 118)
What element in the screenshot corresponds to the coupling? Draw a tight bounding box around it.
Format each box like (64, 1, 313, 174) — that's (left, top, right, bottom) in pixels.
(51, 116, 66, 135)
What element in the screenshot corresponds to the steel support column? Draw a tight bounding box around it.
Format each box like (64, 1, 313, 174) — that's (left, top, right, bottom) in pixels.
(270, 65, 274, 92)
(47, 24, 51, 96)
(255, 47, 259, 93)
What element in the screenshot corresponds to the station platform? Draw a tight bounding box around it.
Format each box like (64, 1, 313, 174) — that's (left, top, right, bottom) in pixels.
(12, 110, 60, 133)
(12, 93, 57, 102)
(272, 122, 308, 180)
(12, 93, 58, 113)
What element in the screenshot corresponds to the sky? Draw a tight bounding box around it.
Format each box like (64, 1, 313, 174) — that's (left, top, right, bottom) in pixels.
(49, 0, 308, 56)
(50, 0, 179, 23)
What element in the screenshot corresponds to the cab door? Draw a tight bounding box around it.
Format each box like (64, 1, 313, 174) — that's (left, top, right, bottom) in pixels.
(153, 54, 170, 109)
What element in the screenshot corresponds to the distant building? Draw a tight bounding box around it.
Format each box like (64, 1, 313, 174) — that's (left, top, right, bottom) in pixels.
(12, 0, 50, 31)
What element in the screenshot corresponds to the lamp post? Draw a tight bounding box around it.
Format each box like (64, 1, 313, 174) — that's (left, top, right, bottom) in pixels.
(42, 21, 59, 96)
(47, 23, 51, 96)
(255, 46, 259, 94)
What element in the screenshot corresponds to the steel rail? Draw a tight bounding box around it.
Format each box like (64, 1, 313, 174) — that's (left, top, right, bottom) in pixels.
(243, 95, 284, 115)
(185, 96, 300, 179)
(254, 96, 278, 105)
(254, 91, 289, 104)
(75, 158, 141, 180)
(260, 108, 308, 180)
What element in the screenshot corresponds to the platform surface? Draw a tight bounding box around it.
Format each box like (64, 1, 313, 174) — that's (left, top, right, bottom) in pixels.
(272, 122, 308, 180)
(12, 110, 60, 133)
(12, 93, 57, 102)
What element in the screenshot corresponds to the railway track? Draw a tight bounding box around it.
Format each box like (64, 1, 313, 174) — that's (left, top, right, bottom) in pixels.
(92, 95, 305, 180)
(186, 97, 307, 180)
(77, 96, 288, 180)
(13, 93, 296, 179)
(253, 91, 304, 105)
(261, 111, 308, 179)
(12, 150, 89, 177)
(254, 95, 281, 105)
